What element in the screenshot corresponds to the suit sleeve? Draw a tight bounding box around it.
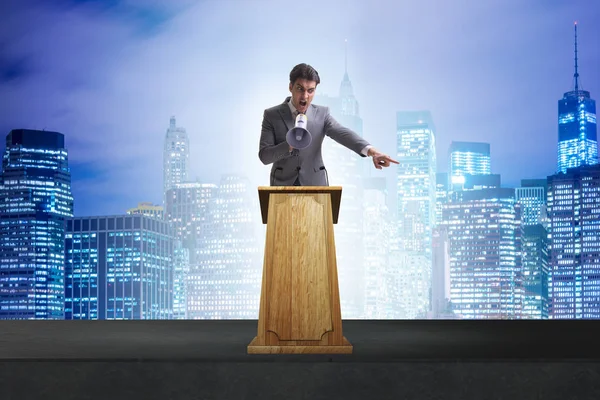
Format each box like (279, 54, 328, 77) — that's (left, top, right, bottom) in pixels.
(258, 110, 295, 165)
(323, 108, 370, 157)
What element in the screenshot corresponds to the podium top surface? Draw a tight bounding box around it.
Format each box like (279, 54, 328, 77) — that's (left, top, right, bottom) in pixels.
(257, 186, 342, 224)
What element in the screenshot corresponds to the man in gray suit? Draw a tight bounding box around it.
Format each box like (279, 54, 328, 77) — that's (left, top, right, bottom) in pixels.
(259, 63, 398, 186)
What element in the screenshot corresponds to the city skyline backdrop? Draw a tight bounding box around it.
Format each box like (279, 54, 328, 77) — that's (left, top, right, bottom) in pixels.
(1, 0, 599, 217)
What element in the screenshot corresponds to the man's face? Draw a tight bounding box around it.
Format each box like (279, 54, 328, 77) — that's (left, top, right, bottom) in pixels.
(289, 78, 317, 114)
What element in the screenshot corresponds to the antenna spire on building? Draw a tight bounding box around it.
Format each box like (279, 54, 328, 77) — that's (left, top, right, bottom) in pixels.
(574, 21, 580, 93)
(344, 39, 348, 75)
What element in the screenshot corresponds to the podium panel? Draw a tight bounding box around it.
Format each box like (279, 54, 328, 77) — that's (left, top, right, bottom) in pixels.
(248, 187, 352, 354)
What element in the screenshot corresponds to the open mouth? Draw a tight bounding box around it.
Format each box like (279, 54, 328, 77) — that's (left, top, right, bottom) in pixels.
(299, 100, 307, 108)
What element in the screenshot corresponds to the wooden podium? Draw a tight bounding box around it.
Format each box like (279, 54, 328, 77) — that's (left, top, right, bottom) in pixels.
(247, 186, 353, 354)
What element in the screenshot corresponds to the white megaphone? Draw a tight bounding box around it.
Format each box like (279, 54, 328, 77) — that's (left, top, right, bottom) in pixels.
(286, 113, 312, 149)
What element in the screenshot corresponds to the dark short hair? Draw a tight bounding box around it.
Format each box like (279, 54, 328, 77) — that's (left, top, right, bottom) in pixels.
(289, 63, 320, 85)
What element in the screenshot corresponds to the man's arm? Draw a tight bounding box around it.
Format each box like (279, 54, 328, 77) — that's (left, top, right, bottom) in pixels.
(323, 108, 371, 156)
(323, 107, 399, 169)
(258, 110, 295, 165)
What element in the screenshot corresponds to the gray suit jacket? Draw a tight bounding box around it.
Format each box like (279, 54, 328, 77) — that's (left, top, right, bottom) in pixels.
(258, 97, 370, 186)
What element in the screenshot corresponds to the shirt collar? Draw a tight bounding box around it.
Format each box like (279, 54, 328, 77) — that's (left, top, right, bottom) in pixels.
(288, 97, 298, 116)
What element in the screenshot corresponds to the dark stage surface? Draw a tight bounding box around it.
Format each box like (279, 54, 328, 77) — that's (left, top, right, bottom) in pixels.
(1, 319, 600, 361)
(1, 320, 600, 399)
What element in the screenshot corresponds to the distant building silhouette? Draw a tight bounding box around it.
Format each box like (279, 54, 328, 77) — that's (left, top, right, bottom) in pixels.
(127, 202, 164, 219)
(189, 174, 262, 319)
(164, 182, 218, 319)
(395, 111, 437, 318)
(163, 116, 190, 205)
(362, 177, 394, 318)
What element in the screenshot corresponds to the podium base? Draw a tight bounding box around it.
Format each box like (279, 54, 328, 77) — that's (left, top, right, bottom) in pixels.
(247, 337, 353, 354)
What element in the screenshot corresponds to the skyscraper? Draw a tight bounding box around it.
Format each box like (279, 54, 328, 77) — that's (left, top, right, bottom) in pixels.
(448, 141, 491, 190)
(521, 224, 549, 319)
(547, 164, 600, 319)
(164, 182, 218, 252)
(0, 129, 74, 320)
(314, 47, 365, 318)
(443, 188, 523, 319)
(396, 111, 437, 317)
(557, 23, 598, 174)
(164, 182, 218, 319)
(163, 116, 190, 204)
(64, 214, 176, 320)
(362, 177, 392, 319)
(189, 174, 262, 319)
(397, 111, 437, 254)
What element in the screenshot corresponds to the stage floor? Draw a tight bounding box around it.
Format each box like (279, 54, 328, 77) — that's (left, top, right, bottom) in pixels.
(1, 319, 599, 361)
(2, 320, 600, 399)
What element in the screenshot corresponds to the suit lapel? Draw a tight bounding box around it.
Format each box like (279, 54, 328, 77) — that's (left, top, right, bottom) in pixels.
(306, 104, 317, 135)
(307, 103, 317, 119)
(278, 97, 294, 131)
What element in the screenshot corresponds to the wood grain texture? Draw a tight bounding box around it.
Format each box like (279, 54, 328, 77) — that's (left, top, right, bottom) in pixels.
(266, 194, 292, 340)
(266, 194, 333, 341)
(249, 187, 351, 353)
(289, 195, 331, 340)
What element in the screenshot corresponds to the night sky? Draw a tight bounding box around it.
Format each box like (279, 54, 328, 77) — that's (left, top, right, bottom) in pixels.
(1, 0, 599, 216)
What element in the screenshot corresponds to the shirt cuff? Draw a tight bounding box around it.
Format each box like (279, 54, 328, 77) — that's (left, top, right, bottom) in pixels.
(361, 145, 373, 156)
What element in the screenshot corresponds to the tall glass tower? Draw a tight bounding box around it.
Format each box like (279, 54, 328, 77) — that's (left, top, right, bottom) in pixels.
(396, 111, 437, 318)
(314, 43, 365, 318)
(396, 111, 437, 254)
(0, 129, 73, 319)
(163, 116, 190, 204)
(557, 23, 598, 174)
(547, 164, 600, 319)
(443, 188, 523, 319)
